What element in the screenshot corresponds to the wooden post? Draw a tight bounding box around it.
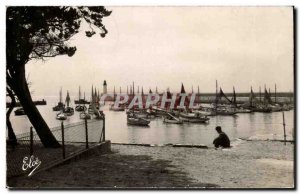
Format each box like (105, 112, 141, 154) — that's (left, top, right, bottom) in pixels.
(61, 121, 65, 159)
(30, 127, 33, 156)
(85, 118, 89, 149)
(282, 112, 286, 145)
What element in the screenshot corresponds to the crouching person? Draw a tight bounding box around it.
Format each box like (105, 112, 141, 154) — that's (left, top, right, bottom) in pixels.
(213, 126, 231, 148)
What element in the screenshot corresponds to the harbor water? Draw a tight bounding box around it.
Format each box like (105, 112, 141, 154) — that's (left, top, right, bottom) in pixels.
(9, 96, 294, 146)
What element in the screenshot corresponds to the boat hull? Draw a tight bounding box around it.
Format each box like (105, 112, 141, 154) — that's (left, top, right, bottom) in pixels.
(163, 118, 183, 124)
(80, 113, 91, 120)
(127, 117, 150, 126)
(179, 116, 209, 123)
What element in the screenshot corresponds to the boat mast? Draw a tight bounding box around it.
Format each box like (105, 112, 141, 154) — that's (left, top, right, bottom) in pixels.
(275, 84, 277, 103)
(113, 86, 116, 101)
(66, 90, 70, 107)
(233, 86, 236, 107)
(133, 82, 135, 95)
(79, 86, 81, 100)
(250, 86, 253, 107)
(59, 87, 62, 104)
(259, 86, 261, 103)
(197, 85, 200, 104)
(132, 81, 135, 111)
(91, 85, 93, 103)
(215, 80, 218, 109)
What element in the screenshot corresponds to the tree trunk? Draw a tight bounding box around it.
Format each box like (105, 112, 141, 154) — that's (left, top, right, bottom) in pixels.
(6, 87, 18, 146)
(9, 66, 60, 148)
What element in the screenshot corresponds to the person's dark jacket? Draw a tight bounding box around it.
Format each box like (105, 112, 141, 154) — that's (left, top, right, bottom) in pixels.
(213, 132, 230, 148)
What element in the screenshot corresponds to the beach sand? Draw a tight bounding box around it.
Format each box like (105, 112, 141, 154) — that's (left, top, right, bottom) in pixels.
(7, 140, 294, 189)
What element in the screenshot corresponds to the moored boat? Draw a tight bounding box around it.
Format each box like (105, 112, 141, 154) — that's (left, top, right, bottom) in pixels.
(75, 105, 87, 112)
(179, 111, 210, 123)
(127, 113, 150, 126)
(80, 112, 91, 120)
(163, 113, 183, 124)
(53, 88, 65, 111)
(63, 106, 74, 116)
(56, 111, 67, 120)
(63, 91, 74, 116)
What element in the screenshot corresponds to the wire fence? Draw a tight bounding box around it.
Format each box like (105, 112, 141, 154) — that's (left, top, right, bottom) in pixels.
(7, 117, 105, 178)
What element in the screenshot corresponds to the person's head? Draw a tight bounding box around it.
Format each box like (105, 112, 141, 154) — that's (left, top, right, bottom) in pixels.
(215, 126, 222, 133)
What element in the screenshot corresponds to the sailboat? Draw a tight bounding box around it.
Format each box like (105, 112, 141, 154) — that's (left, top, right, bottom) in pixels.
(247, 87, 272, 113)
(75, 87, 87, 112)
(265, 88, 282, 112)
(214, 85, 236, 116)
(163, 112, 183, 124)
(231, 87, 251, 113)
(74, 86, 89, 104)
(175, 83, 210, 123)
(63, 90, 74, 116)
(127, 112, 151, 126)
(88, 85, 95, 114)
(56, 111, 67, 120)
(53, 88, 65, 111)
(80, 105, 91, 120)
(110, 86, 125, 111)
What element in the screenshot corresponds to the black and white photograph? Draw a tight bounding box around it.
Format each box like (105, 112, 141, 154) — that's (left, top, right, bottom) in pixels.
(5, 5, 295, 189)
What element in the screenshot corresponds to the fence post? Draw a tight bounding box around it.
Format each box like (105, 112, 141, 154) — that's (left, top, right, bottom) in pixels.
(61, 121, 65, 159)
(30, 127, 33, 156)
(282, 111, 286, 145)
(85, 118, 89, 149)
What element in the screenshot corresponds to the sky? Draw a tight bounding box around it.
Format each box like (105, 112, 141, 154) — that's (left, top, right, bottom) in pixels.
(26, 6, 294, 98)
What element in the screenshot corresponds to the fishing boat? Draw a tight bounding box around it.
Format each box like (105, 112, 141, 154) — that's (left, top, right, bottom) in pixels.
(63, 91, 74, 116)
(127, 113, 150, 126)
(74, 86, 89, 104)
(14, 108, 25, 116)
(235, 107, 252, 113)
(75, 105, 87, 112)
(56, 111, 67, 120)
(151, 107, 168, 117)
(53, 88, 65, 111)
(80, 112, 91, 120)
(216, 106, 237, 115)
(231, 86, 251, 113)
(163, 113, 183, 124)
(88, 104, 94, 114)
(179, 110, 210, 123)
(193, 109, 216, 116)
(214, 85, 237, 116)
(245, 87, 273, 113)
(126, 109, 149, 118)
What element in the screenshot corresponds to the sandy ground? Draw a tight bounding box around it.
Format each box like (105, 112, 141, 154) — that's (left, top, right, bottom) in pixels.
(7, 140, 294, 189)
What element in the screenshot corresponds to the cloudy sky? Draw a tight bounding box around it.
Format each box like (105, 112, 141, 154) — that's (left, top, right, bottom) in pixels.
(26, 6, 294, 97)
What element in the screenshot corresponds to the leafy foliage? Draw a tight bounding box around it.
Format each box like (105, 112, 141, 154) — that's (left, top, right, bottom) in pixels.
(6, 6, 111, 77)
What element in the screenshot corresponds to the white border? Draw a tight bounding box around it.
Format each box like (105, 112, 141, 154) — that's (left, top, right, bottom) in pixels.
(0, 1, 298, 193)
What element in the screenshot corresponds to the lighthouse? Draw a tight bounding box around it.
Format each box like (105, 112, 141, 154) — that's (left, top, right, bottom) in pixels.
(103, 80, 107, 94)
